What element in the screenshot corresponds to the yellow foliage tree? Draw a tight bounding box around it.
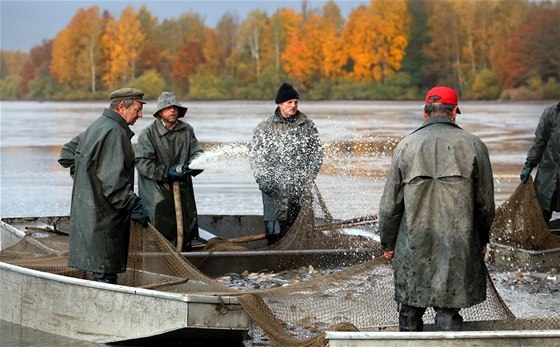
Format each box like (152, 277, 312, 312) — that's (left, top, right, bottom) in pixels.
(342, 0, 410, 83)
(101, 6, 145, 90)
(51, 6, 105, 92)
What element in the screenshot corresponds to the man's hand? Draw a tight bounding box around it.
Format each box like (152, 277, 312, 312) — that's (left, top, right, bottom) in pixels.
(383, 250, 395, 260)
(257, 179, 277, 196)
(167, 164, 187, 181)
(131, 201, 150, 227)
(520, 163, 533, 184)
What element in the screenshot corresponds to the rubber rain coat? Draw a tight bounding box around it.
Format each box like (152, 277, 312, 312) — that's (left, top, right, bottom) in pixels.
(135, 120, 203, 245)
(525, 103, 560, 212)
(65, 109, 139, 274)
(249, 109, 323, 221)
(379, 116, 495, 309)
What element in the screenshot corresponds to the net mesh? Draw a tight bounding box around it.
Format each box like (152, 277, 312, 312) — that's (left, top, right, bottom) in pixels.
(490, 176, 560, 250)
(1, 181, 559, 346)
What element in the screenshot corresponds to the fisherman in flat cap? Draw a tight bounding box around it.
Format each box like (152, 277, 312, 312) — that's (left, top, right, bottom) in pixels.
(58, 87, 150, 284)
(249, 83, 324, 245)
(379, 86, 495, 331)
(135, 91, 204, 251)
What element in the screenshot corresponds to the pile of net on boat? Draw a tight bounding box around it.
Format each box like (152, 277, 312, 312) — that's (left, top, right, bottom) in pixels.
(1, 180, 559, 347)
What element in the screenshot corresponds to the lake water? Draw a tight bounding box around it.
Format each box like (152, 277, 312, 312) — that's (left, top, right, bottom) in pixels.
(0, 99, 551, 219)
(1, 99, 558, 345)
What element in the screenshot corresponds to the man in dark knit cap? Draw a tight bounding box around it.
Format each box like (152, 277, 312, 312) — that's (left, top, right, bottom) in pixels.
(249, 83, 324, 245)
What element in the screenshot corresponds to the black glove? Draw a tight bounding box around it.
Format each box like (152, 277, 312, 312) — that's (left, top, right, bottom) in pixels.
(258, 179, 277, 196)
(520, 162, 533, 184)
(183, 167, 204, 177)
(131, 201, 150, 227)
(167, 164, 187, 181)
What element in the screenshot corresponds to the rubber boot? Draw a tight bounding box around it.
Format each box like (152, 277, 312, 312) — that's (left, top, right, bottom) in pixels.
(434, 307, 463, 331)
(93, 272, 117, 284)
(265, 221, 279, 246)
(398, 304, 425, 332)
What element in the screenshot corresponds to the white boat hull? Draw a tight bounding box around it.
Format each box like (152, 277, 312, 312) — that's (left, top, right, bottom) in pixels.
(0, 219, 250, 343)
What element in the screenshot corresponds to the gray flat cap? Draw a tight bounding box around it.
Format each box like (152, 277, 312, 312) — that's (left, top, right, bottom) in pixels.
(109, 88, 146, 104)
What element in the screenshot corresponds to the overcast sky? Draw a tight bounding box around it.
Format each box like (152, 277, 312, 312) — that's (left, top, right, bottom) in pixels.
(1, 0, 369, 52)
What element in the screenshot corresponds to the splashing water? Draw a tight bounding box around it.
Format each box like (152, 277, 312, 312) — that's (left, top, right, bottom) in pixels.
(188, 143, 250, 170)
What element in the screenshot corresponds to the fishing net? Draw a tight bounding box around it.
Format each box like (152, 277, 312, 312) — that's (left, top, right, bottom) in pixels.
(490, 176, 560, 250)
(1, 181, 559, 346)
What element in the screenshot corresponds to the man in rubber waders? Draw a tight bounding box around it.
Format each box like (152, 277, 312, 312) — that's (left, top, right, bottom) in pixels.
(135, 91, 204, 251)
(249, 83, 323, 245)
(59, 88, 150, 284)
(379, 86, 495, 331)
(520, 102, 560, 226)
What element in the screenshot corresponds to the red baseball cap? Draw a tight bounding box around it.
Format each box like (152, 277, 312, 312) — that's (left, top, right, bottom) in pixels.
(425, 86, 461, 114)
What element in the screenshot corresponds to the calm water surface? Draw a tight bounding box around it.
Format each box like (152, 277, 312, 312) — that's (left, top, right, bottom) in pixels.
(0, 99, 557, 345)
(0, 99, 550, 218)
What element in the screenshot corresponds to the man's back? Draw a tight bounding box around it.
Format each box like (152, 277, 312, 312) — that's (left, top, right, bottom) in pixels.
(380, 116, 495, 308)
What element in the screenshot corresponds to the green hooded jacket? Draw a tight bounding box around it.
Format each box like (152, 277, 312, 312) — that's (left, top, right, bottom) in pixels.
(379, 116, 495, 308)
(135, 120, 203, 244)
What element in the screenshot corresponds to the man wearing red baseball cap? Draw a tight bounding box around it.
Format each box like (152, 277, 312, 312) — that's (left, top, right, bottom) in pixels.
(379, 86, 495, 332)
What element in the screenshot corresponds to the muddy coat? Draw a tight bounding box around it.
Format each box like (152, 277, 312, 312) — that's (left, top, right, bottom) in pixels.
(249, 109, 323, 221)
(525, 103, 560, 212)
(135, 120, 203, 244)
(379, 116, 495, 309)
(66, 109, 139, 274)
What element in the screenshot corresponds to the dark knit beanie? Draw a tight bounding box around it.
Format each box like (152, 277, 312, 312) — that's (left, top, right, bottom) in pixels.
(275, 83, 299, 104)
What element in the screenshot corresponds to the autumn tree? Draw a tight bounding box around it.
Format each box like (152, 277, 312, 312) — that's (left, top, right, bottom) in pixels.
(401, 0, 431, 89)
(282, 12, 324, 86)
(101, 6, 146, 90)
(171, 40, 206, 93)
(422, 0, 462, 88)
(342, 0, 410, 83)
(268, 8, 302, 78)
(156, 12, 206, 55)
(137, 5, 161, 74)
(51, 6, 105, 93)
(18, 40, 52, 95)
(238, 9, 269, 81)
(206, 12, 239, 77)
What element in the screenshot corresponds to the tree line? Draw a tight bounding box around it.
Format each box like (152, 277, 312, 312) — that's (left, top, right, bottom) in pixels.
(1, 0, 559, 101)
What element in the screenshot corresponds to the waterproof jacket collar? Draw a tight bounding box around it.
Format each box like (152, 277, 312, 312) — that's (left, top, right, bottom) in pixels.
(273, 107, 308, 126)
(154, 118, 188, 136)
(412, 116, 462, 135)
(102, 108, 135, 139)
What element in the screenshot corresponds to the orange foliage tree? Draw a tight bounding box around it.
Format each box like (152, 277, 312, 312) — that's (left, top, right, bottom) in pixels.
(51, 6, 106, 93)
(341, 0, 410, 83)
(171, 40, 206, 93)
(101, 6, 145, 90)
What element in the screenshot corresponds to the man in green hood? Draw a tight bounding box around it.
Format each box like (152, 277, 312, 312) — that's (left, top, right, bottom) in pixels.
(135, 91, 204, 251)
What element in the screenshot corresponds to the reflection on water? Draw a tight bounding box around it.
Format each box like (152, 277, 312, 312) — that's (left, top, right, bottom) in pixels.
(0, 100, 554, 345)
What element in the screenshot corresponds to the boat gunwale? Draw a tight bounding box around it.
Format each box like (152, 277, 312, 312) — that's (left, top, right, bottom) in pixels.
(324, 329, 560, 340)
(0, 260, 241, 304)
